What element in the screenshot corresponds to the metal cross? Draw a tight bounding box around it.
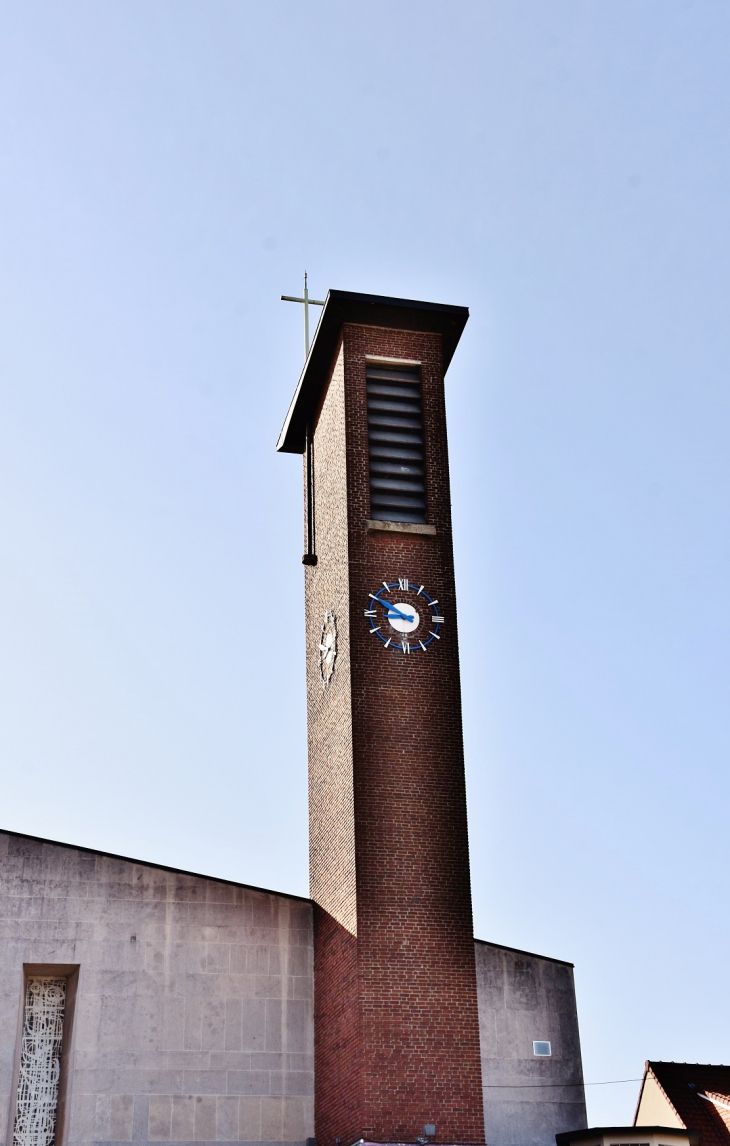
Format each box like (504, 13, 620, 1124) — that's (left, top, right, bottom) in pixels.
(281, 273, 324, 567)
(281, 272, 325, 360)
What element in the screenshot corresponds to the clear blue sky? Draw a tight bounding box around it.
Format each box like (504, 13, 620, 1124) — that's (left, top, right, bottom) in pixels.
(1, 1, 728, 1125)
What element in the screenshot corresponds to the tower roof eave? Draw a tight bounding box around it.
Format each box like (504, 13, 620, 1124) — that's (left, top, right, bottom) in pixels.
(276, 289, 469, 454)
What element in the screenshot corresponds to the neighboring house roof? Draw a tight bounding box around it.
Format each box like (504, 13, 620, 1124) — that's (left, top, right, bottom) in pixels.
(636, 1062, 730, 1146)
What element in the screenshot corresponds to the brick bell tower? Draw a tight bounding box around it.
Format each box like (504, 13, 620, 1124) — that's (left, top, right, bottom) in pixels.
(277, 291, 485, 1146)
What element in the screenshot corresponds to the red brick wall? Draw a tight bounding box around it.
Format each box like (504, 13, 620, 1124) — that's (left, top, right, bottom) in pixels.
(305, 323, 485, 1146)
(306, 345, 356, 935)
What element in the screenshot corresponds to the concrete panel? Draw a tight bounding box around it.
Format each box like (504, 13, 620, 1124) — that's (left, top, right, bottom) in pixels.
(215, 1096, 239, 1142)
(238, 1096, 262, 1141)
(0, 832, 314, 1146)
(149, 1095, 173, 1140)
(475, 940, 587, 1146)
(110, 1094, 135, 1140)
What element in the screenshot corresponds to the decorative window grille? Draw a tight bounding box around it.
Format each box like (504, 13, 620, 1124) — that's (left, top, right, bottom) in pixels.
(13, 978, 67, 1146)
(367, 363, 427, 523)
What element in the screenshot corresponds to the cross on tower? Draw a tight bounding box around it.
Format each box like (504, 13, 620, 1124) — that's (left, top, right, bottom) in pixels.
(281, 274, 325, 566)
(281, 272, 325, 360)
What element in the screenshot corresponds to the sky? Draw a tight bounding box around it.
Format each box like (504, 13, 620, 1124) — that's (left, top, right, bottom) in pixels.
(0, 0, 728, 1126)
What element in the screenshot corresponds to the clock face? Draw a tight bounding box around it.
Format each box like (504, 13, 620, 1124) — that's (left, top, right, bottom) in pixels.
(364, 577, 444, 654)
(319, 611, 337, 685)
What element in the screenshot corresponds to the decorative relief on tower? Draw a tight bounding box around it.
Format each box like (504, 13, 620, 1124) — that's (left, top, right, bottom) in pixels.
(13, 978, 67, 1146)
(319, 611, 337, 685)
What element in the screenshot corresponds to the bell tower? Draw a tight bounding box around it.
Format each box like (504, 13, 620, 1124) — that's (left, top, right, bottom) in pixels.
(277, 291, 485, 1146)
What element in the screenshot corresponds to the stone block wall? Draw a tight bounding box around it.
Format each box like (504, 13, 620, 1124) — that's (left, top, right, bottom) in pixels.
(0, 832, 313, 1146)
(476, 940, 588, 1146)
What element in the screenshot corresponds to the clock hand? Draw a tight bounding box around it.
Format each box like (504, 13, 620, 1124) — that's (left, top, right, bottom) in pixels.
(382, 603, 415, 623)
(371, 592, 414, 623)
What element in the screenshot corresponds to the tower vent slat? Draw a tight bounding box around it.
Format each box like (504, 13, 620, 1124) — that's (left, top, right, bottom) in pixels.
(367, 364, 426, 524)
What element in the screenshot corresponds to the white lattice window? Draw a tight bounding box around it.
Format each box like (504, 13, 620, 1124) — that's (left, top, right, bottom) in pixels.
(13, 978, 67, 1146)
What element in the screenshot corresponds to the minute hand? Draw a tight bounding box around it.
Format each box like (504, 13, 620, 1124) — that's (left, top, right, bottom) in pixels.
(382, 603, 414, 623)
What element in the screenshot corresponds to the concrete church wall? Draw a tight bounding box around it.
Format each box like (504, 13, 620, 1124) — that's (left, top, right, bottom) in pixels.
(0, 833, 313, 1146)
(475, 940, 587, 1146)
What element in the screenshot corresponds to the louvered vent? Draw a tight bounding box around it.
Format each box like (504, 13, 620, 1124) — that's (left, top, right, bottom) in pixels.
(367, 363, 426, 523)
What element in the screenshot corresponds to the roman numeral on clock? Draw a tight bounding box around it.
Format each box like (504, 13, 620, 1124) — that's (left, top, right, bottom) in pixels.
(398, 577, 409, 591)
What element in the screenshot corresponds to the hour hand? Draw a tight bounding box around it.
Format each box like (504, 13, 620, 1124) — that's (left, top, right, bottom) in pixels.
(383, 603, 414, 623)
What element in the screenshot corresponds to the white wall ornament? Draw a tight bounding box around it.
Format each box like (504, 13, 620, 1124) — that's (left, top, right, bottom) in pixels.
(319, 611, 337, 686)
(13, 978, 67, 1146)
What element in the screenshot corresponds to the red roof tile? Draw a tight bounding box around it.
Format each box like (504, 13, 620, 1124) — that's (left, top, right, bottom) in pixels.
(638, 1062, 730, 1146)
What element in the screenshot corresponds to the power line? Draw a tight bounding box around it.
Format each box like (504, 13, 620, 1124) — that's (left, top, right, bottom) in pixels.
(483, 1078, 642, 1089)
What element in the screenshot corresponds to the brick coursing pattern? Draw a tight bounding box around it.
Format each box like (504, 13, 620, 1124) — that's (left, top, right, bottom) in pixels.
(305, 344, 356, 936)
(304, 324, 486, 1146)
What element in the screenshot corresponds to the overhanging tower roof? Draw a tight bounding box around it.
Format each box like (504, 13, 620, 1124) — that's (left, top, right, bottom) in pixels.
(276, 289, 469, 454)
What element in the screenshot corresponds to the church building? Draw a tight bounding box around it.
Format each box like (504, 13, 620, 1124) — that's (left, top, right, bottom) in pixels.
(0, 291, 588, 1146)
